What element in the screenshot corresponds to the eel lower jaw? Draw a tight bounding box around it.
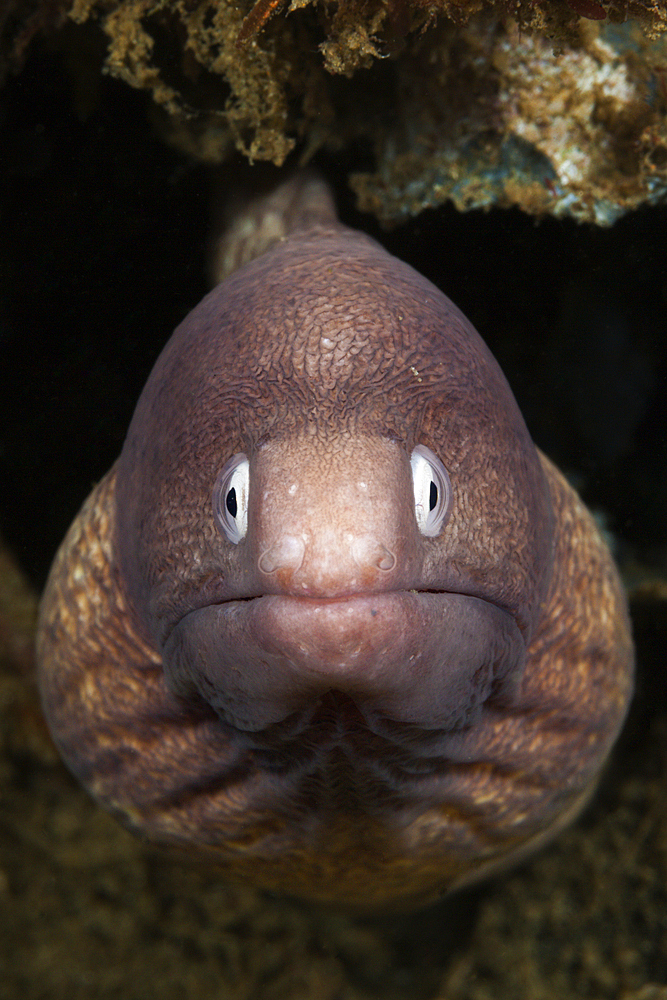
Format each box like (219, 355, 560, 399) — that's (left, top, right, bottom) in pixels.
(161, 589, 526, 734)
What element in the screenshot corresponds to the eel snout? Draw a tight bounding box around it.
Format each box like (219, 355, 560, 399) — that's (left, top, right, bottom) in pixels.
(163, 433, 524, 735)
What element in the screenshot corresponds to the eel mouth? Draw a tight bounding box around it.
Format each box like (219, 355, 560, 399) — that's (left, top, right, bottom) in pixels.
(161, 588, 526, 736)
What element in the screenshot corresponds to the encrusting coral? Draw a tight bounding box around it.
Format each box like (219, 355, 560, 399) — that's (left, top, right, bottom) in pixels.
(3, 0, 667, 223)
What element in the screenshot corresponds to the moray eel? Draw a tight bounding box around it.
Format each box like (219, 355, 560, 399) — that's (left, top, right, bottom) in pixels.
(37, 175, 634, 911)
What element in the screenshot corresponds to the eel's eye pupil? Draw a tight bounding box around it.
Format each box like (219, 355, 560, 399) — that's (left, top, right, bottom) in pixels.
(213, 453, 249, 544)
(410, 444, 453, 538)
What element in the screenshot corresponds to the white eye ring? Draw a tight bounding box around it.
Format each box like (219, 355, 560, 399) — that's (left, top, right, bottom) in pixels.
(213, 453, 250, 544)
(410, 444, 452, 537)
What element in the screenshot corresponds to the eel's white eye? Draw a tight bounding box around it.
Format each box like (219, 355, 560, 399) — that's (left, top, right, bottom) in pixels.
(213, 453, 249, 543)
(410, 444, 452, 537)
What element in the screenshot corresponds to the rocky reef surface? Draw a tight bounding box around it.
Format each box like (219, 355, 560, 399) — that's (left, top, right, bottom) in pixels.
(3, 0, 667, 222)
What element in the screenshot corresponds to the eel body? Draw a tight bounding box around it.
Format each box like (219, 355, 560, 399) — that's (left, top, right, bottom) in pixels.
(37, 176, 634, 910)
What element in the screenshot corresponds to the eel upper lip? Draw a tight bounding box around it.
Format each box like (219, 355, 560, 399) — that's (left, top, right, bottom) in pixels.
(199, 586, 502, 612)
(218, 586, 514, 613)
(163, 585, 518, 648)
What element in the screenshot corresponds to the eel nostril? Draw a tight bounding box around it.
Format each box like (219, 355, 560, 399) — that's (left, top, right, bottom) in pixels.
(258, 535, 306, 575)
(376, 549, 396, 572)
(258, 532, 397, 583)
(350, 535, 397, 573)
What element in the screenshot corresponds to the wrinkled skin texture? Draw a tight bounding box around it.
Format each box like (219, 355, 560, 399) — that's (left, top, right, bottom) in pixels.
(37, 212, 633, 910)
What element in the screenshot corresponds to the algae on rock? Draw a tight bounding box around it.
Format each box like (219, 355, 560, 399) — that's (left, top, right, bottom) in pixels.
(5, 0, 667, 224)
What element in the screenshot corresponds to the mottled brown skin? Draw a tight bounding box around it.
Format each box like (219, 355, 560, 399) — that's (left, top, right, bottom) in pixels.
(37, 191, 633, 911)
